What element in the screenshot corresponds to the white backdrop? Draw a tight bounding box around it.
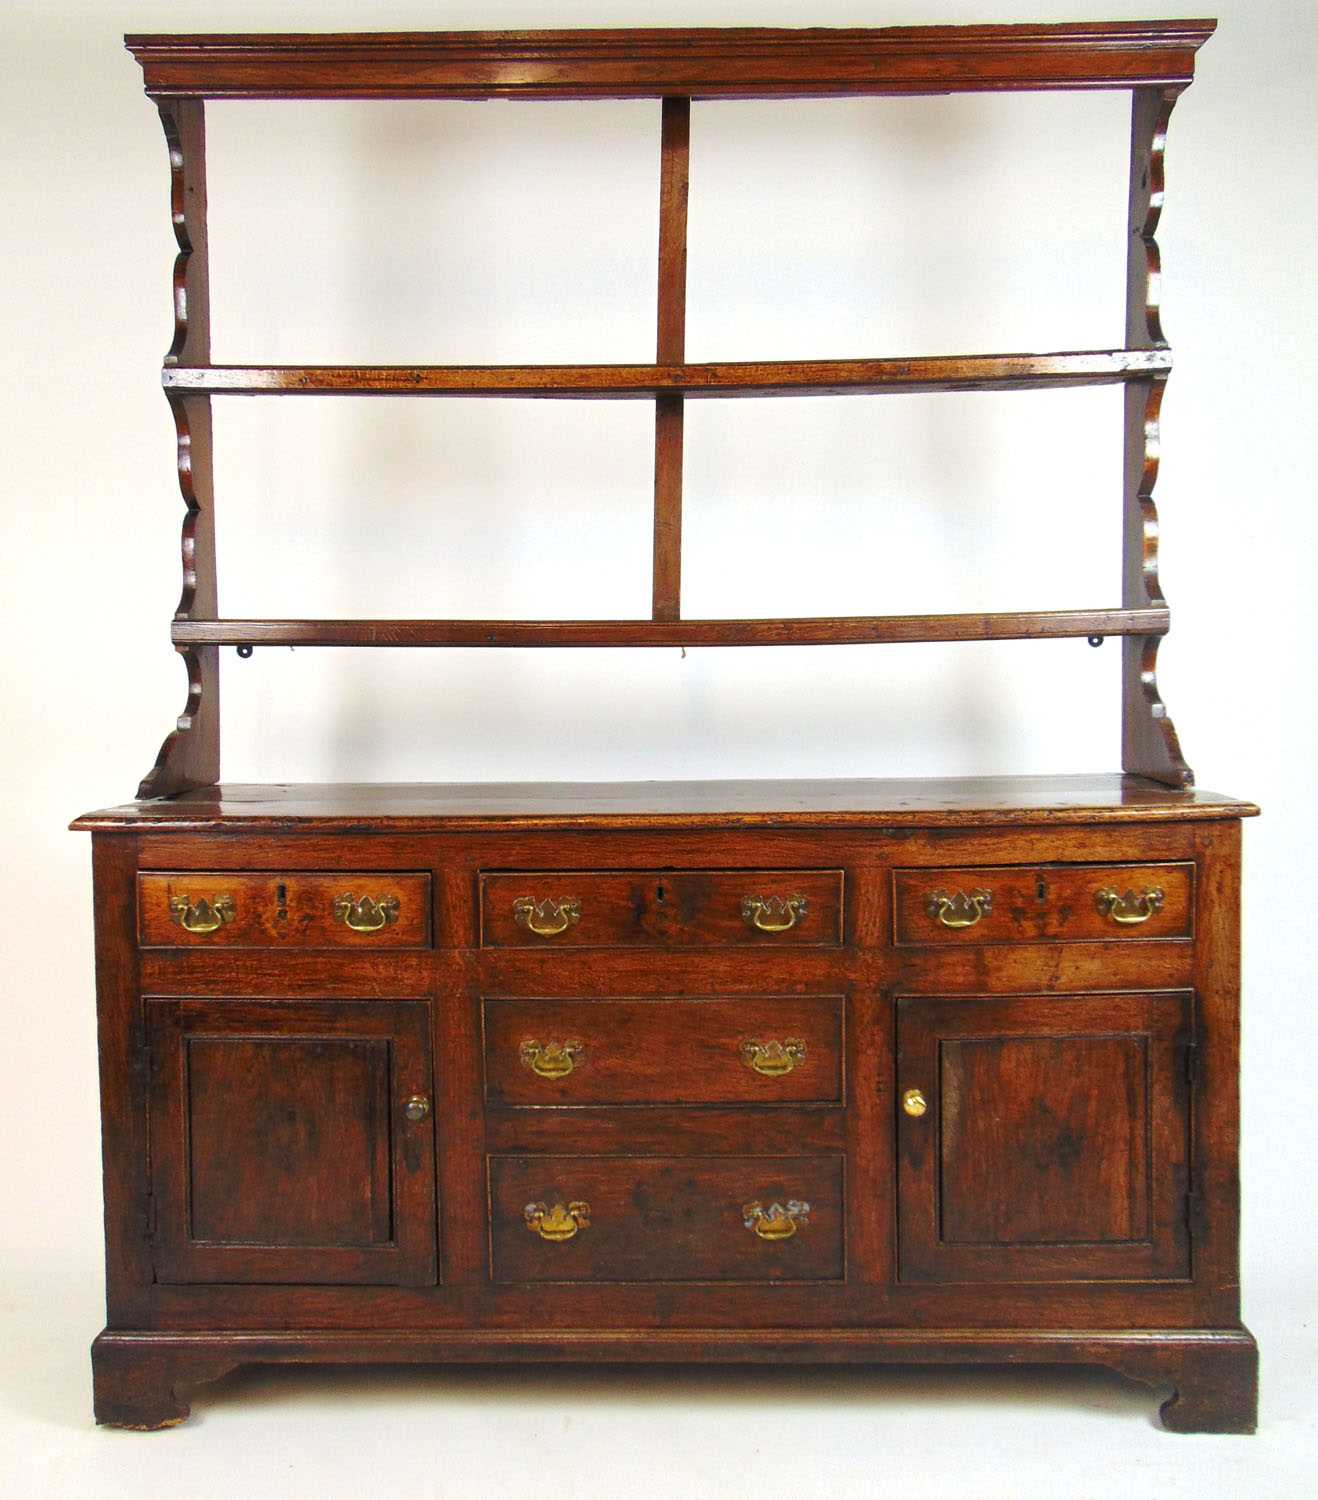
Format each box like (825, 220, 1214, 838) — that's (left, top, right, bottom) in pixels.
(2, 1, 1315, 1495)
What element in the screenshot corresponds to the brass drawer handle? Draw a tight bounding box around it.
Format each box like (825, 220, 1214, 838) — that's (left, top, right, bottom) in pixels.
(742, 1199, 810, 1241)
(168, 894, 235, 935)
(902, 1087, 928, 1118)
(519, 1039, 583, 1079)
(403, 1095, 431, 1123)
(513, 897, 581, 938)
(741, 895, 809, 933)
(1095, 887, 1165, 925)
(333, 893, 400, 933)
(739, 1038, 806, 1077)
(926, 888, 993, 929)
(524, 1201, 591, 1241)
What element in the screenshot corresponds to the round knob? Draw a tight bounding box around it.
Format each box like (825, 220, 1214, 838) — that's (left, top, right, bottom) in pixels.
(404, 1095, 431, 1123)
(902, 1087, 928, 1118)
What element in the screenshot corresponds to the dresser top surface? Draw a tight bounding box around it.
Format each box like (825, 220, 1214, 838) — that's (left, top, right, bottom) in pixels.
(73, 775, 1256, 834)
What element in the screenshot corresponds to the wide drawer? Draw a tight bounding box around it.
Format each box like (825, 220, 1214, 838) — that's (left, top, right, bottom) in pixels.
(892, 862, 1193, 945)
(480, 869, 843, 949)
(489, 1154, 844, 1283)
(482, 995, 844, 1106)
(138, 871, 432, 948)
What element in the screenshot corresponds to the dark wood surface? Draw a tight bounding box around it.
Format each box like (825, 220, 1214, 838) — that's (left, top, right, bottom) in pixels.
(478, 868, 844, 948)
(167, 608, 1170, 651)
(481, 995, 845, 1107)
(160, 349, 1173, 398)
(146, 997, 437, 1286)
(92, 19, 1254, 1437)
(125, 22, 1216, 99)
(74, 775, 1257, 832)
(488, 1154, 845, 1283)
(891, 860, 1194, 945)
(84, 806, 1254, 1431)
(1121, 87, 1192, 787)
(896, 991, 1191, 1283)
(137, 870, 433, 948)
(650, 97, 688, 623)
(137, 98, 219, 801)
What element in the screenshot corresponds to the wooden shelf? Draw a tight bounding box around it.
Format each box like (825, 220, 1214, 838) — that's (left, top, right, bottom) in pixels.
(172, 608, 1167, 650)
(162, 350, 1172, 400)
(125, 22, 1216, 100)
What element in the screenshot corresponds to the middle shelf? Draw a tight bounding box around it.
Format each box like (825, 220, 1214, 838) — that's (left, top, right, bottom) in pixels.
(161, 349, 1171, 400)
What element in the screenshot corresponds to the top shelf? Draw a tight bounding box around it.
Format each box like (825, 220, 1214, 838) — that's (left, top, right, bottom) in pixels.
(125, 21, 1217, 100)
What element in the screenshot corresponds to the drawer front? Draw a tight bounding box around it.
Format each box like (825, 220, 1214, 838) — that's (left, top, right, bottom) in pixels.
(490, 1154, 844, 1283)
(893, 862, 1193, 946)
(138, 871, 432, 948)
(480, 869, 843, 949)
(483, 996, 844, 1106)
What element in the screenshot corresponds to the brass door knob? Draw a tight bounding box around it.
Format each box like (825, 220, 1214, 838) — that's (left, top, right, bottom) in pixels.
(403, 1095, 431, 1122)
(902, 1088, 928, 1118)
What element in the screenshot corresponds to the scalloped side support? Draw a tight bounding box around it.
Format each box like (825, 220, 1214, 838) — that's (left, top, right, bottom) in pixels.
(139, 98, 219, 799)
(1122, 87, 1193, 788)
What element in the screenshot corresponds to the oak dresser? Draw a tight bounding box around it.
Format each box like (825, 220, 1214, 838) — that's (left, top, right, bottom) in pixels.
(77, 21, 1257, 1432)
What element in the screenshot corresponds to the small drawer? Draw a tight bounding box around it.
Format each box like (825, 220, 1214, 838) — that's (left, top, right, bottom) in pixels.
(138, 871, 432, 948)
(490, 1154, 843, 1283)
(480, 869, 843, 949)
(482, 995, 844, 1107)
(892, 862, 1193, 946)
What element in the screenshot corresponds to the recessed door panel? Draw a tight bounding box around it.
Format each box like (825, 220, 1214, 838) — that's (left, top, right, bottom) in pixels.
(896, 991, 1191, 1283)
(147, 997, 437, 1285)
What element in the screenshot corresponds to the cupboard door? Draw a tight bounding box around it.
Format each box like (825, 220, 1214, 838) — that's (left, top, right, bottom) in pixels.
(896, 991, 1191, 1284)
(146, 998, 437, 1286)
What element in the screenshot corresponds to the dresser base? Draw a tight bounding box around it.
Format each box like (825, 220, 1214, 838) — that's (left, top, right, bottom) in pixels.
(92, 1325, 1258, 1434)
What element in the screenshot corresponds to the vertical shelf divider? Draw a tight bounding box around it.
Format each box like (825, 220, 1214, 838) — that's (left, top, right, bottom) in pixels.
(652, 97, 690, 624)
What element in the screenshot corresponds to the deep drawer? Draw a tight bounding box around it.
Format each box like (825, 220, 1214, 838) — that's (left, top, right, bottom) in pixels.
(482, 995, 844, 1106)
(479, 869, 844, 949)
(489, 1154, 844, 1283)
(138, 871, 432, 948)
(892, 862, 1193, 945)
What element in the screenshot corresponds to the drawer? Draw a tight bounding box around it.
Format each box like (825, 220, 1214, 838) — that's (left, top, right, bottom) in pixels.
(138, 871, 432, 948)
(482, 996, 844, 1106)
(480, 869, 843, 949)
(489, 1154, 844, 1283)
(892, 862, 1193, 946)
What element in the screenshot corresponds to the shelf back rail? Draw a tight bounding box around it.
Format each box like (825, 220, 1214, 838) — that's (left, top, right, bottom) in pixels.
(125, 23, 1212, 797)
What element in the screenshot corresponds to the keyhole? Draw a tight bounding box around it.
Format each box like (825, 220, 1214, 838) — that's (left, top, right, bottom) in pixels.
(276, 882, 288, 918)
(1036, 876, 1048, 903)
(656, 883, 667, 903)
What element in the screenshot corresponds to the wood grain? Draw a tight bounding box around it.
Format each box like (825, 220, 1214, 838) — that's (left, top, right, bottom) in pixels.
(167, 607, 1170, 651)
(160, 348, 1174, 398)
(73, 774, 1258, 833)
(138, 98, 219, 799)
(1122, 88, 1193, 788)
(124, 23, 1217, 100)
